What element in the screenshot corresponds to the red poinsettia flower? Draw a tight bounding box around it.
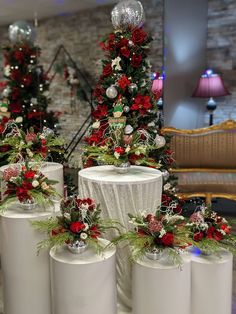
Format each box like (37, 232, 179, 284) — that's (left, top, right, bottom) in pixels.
(23, 170, 36, 179)
(193, 231, 204, 242)
(132, 28, 147, 45)
(221, 223, 231, 234)
(102, 63, 112, 77)
(206, 226, 215, 239)
(93, 86, 105, 101)
(130, 94, 152, 115)
(84, 129, 104, 145)
(12, 87, 21, 100)
(114, 146, 125, 155)
(131, 54, 142, 68)
(16, 186, 31, 202)
(10, 69, 21, 81)
(14, 50, 25, 63)
(22, 74, 32, 87)
(118, 75, 131, 90)
(70, 221, 86, 233)
(117, 38, 129, 48)
(90, 225, 101, 239)
(161, 232, 174, 246)
(9, 102, 22, 113)
(92, 104, 108, 120)
(120, 47, 130, 58)
(214, 230, 224, 241)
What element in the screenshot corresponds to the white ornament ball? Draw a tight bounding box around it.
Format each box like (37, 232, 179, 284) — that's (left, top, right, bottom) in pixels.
(162, 170, 169, 182)
(123, 106, 130, 113)
(2, 87, 10, 98)
(154, 135, 166, 148)
(124, 124, 133, 135)
(106, 85, 118, 99)
(128, 83, 138, 93)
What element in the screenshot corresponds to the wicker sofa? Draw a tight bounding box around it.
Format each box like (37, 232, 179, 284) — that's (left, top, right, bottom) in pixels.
(161, 120, 236, 204)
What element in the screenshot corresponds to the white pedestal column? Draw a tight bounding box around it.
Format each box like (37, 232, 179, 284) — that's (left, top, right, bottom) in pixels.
(191, 251, 233, 314)
(132, 253, 191, 314)
(0, 209, 52, 314)
(78, 165, 163, 311)
(50, 240, 117, 314)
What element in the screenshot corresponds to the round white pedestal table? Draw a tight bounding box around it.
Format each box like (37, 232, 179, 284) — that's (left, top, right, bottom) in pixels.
(78, 165, 163, 311)
(191, 251, 233, 314)
(0, 208, 52, 314)
(132, 253, 191, 314)
(50, 240, 116, 314)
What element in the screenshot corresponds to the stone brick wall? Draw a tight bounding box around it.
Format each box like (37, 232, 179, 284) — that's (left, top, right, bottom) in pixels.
(206, 0, 236, 124)
(0, 0, 164, 154)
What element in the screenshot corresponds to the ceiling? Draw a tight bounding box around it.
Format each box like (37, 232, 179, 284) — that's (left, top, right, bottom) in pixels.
(0, 0, 117, 26)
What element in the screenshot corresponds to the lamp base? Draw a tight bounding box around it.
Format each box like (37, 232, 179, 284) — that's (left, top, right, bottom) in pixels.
(207, 97, 217, 126)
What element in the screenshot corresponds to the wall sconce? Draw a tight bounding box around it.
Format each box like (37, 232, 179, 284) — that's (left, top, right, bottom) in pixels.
(192, 69, 230, 126)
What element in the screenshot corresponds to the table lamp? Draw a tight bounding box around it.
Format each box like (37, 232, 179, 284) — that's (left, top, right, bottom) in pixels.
(192, 69, 230, 126)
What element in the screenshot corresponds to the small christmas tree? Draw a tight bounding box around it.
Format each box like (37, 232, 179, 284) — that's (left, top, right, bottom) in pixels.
(83, 0, 172, 173)
(2, 21, 58, 132)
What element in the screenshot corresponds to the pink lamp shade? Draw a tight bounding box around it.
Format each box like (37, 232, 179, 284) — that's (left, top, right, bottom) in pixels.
(152, 77, 163, 96)
(192, 74, 230, 98)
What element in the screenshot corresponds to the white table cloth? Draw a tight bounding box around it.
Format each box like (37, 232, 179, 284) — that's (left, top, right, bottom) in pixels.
(0, 208, 52, 314)
(50, 239, 116, 314)
(78, 165, 163, 311)
(132, 253, 191, 314)
(191, 251, 233, 314)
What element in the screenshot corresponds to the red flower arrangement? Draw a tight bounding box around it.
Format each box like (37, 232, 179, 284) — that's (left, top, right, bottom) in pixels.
(0, 124, 64, 163)
(0, 162, 58, 211)
(32, 196, 119, 252)
(186, 206, 236, 254)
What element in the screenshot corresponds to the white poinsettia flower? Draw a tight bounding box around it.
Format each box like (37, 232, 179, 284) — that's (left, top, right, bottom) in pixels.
(80, 232, 88, 240)
(4, 65, 11, 77)
(32, 180, 39, 188)
(92, 121, 100, 129)
(114, 152, 120, 159)
(111, 56, 122, 71)
(159, 228, 166, 238)
(15, 116, 23, 123)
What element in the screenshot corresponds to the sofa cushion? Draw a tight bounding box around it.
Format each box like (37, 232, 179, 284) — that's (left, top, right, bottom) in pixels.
(175, 171, 236, 194)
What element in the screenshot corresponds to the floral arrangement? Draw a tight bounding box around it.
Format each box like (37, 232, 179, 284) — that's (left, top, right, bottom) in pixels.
(0, 162, 59, 211)
(186, 206, 236, 255)
(31, 196, 120, 252)
(113, 207, 189, 265)
(0, 122, 64, 163)
(83, 125, 168, 168)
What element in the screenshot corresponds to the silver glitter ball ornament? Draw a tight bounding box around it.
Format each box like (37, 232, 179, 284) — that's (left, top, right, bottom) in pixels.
(106, 85, 118, 99)
(128, 83, 138, 93)
(9, 20, 36, 43)
(111, 0, 145, 30)
(154, 135, 166, 148)
(124, 106, 130, 112)
(162, 170, 170, 182)
(124, 124, 133, 135)
(2, 87, 11, 98)
(42, 127, 54, 137)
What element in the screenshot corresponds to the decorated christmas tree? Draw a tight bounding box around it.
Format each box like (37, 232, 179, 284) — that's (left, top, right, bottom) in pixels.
(83, 0, 172, 174)
(2, 21, 58, 131)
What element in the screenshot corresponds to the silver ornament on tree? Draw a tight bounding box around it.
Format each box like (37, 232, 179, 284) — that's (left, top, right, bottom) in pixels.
(9, 20, 36, 44)
(154, 135, 166, 148)
(123, 106, 130, 113)
(124, 124, 134, 135)
(111, 0, 145, 30)
(128, 83, 138, 93)
(162, 170, 170, 182)
(2, 87, 11, 98)
(106, 85, 118, 99)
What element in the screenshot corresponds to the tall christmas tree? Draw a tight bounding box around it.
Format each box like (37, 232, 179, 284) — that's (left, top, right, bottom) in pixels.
(2, 21, 58, 131)
(83, 0, 173, 174)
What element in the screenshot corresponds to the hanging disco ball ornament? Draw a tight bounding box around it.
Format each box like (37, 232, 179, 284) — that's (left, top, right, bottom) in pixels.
(154, 135, 166, 148)
(106, 85, 118, 99)
(123, 106, 130, 113)
(128, 83, 138, 93)
(111, 0, 145, 30)
(9, 20, 36, 44)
